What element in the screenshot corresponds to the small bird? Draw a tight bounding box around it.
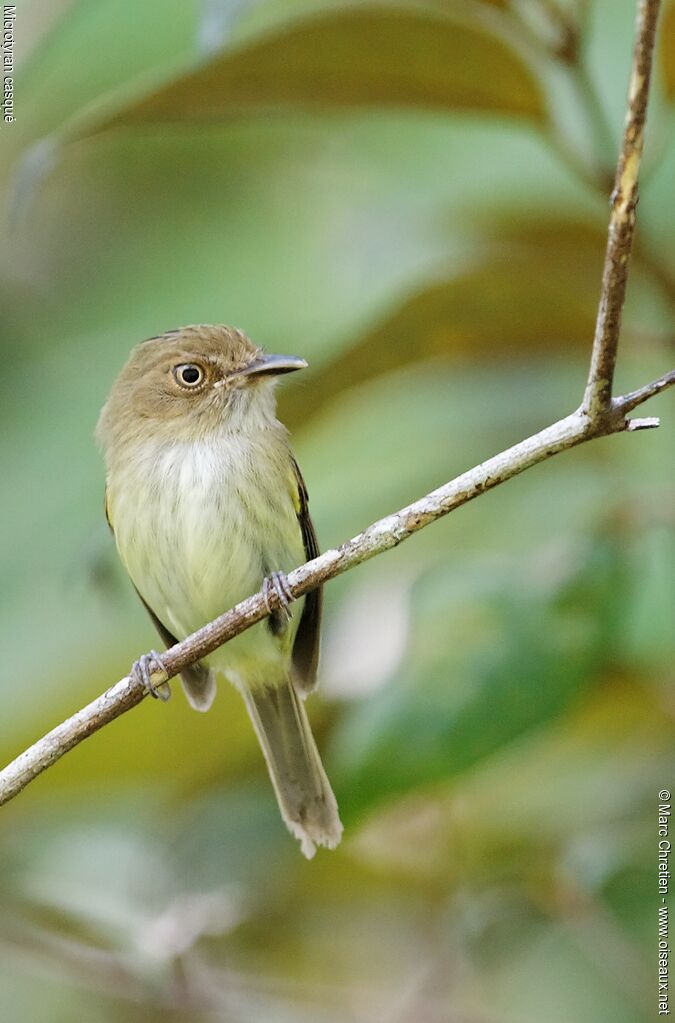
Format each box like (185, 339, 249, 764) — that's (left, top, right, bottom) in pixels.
(97, 324, 342, 857)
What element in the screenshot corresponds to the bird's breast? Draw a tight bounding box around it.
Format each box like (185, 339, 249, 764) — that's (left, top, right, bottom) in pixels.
(108, 432, 303, 642)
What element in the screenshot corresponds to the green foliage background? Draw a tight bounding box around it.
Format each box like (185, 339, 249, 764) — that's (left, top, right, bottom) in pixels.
(0, 1, 674, 1020)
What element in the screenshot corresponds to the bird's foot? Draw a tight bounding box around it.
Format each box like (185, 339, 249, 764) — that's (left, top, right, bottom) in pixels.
(263, 571, 294, 623)
(131, 649, 171, 702)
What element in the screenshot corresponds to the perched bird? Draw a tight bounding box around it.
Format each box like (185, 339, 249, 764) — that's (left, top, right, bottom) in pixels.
(97, 325, 342, 857)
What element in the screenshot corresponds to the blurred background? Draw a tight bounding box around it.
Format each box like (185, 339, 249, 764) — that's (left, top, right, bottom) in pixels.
(1, 1, 674, 1020)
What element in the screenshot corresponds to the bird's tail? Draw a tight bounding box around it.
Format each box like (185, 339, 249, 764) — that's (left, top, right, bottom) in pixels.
(241, 678, 343, 858)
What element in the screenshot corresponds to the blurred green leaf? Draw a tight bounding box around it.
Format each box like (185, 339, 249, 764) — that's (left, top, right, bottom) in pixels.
(333, 533, 628, 815)
(86, 5, 545, 135)
(617, 521, 675, 668)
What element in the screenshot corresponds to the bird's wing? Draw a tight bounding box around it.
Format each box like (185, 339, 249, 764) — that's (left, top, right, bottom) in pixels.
(104, 487, 215, 710)
(289, 456, 323, 694)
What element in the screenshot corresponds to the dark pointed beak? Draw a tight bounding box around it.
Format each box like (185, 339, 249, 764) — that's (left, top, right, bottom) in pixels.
(233, 353, 308, 381)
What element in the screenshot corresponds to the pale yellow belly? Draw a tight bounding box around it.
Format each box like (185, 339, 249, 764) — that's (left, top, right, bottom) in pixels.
(108, 435, 305, 684)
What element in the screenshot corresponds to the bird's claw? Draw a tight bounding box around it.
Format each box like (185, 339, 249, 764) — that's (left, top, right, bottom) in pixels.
(132, 650, 171, 701)
(263, 571, 294, 623)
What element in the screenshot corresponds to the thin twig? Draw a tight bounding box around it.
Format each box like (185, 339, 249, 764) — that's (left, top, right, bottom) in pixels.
(612, 366, 675, 415)
(583, 0, 662, 419)
(0, 0, 671, 808)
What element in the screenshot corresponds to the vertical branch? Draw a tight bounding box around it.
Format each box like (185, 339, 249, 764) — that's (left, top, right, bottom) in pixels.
(582, 0, 662, 420)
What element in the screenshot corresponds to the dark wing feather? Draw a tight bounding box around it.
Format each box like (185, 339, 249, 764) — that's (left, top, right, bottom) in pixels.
(290, 456, 323, 694)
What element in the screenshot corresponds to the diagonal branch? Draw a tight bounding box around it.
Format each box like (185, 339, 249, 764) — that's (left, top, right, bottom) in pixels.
(0, 0, 671, 808)
(582, 0, 662, 420)
(2, 370, 674, 807)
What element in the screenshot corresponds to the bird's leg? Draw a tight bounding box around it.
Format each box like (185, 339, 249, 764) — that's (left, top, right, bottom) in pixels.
(263, 571, 294, 625)
(131, 649, 171, 701)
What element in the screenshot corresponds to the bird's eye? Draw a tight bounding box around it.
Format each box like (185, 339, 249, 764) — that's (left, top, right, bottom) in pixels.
(173, 363, 205, 389)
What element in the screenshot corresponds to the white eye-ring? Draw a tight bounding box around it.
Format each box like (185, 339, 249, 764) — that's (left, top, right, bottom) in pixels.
(173, 363, 205, 389)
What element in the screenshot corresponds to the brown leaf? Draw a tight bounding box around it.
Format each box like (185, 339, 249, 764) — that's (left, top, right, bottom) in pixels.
(84, 6, 545, 135)
(281, 221, 606, 427)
